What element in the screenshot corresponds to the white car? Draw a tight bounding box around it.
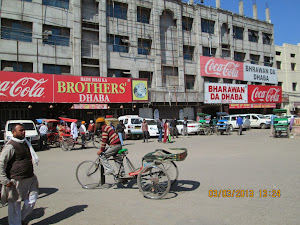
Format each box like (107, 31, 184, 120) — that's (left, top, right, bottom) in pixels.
(177, 120, 201, 134)
(4, 120, 40, 150)
(118, 115, 143, 139)
(144, 119, 159, 137)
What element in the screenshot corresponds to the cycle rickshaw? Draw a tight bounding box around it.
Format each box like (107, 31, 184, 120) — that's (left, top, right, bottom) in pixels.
(76, 147, 187, 199)
(36, 118, 61, 147)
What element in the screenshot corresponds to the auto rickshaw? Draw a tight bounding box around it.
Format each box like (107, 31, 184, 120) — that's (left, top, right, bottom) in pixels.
(273, 109, 289, 138)
(196, 113, 211, 135)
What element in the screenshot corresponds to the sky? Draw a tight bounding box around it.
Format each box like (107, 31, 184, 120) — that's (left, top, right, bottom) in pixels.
(183, 0, 300, 46)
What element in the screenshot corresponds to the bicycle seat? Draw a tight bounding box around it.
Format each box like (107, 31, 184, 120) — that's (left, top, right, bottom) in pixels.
(118, 148, 128, 154)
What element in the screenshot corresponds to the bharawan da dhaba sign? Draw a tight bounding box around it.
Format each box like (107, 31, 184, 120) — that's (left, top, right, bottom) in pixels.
(0, 71, 145, 103)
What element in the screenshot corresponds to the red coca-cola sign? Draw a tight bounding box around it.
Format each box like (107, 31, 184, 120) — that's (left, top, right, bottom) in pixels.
(0, 72, 53, 102)
(200, 56, 244, 80)
(248, 85, 282, 103)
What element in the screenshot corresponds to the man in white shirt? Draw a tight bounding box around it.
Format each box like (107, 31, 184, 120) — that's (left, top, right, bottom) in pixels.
(70, 122, 78, 141)
(79, 121, 87, 149)
(39, 123, 48, 149)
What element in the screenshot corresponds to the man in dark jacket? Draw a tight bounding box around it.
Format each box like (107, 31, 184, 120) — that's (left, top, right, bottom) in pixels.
(0, 124, 39, 225)
(170, 117, 178, 138)
(157, 118, 163, 142)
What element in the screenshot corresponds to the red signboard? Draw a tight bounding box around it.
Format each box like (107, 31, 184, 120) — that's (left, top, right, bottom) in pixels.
(248, 85, 282, 104)
(0, 71, 132, 103)
(229, 103, 276, 109)
(200, 56, 244, 80)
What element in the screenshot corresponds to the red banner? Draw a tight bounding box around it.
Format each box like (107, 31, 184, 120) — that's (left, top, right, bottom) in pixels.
(248, 85, 282, 104)
(200, 56, 244, 80)
(229, 103, 276, 109)
(0, 72, 133, 103)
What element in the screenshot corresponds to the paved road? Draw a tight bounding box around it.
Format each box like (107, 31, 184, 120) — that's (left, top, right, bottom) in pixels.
(1, 129, 299, 225)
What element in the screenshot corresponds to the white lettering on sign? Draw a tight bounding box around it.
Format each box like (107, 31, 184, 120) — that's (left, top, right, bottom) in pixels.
(205, 59, 241, 78)
(0, 77, 47, 97)
(79, 94, 110, 102)
(251, 87, 281, 102)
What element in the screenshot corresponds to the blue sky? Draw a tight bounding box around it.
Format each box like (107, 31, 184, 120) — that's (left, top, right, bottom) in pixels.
(183, 0, 300, 46)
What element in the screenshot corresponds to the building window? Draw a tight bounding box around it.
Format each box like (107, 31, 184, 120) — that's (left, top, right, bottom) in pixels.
(108, 69, 131, 78)
(107, 34, 129, 53)
(250, 54, 260, 65)
(233, 26, 243, 40)
(42, 0, 69, 9)
(138, 39, 151, 55)
(22, 0, 32, 2)
(201, 19, 214, 34)
(204, 77, 218, 83)
(182, 16, 193, 31)
(223, 79, 233, 84)
(107, 1, 127, 20)
(43, 25, 70, 46)
(1, 18, 32, 42)
(185, 75, 195, 90)
(292, 82, 297, 91)
(248, 29, 259, 43)
(43, 64, 70, 75)
(276, 51, 281, 56)
(264, 56, 272, 67)
(183, 45, 194, 60)
(1, 60, 33, 72)
(263, 33, 272, 45)
(276, 61, 281, 69)
(139, 71, 152, 88)
(278, 82, 282, 87)
(291, 53, 295, 58)
(137, 7, 150, 24)
(222, 49, 230, 59)
(291, 63, 296, 71)
(203, 47, 216, 57)
(234, 52, 245, 62)
(162, 66, 178, 87)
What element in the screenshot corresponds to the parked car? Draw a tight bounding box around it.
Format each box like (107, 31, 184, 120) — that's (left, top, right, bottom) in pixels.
(223, 115, 250, 131)
(177, 120, 201, 134)
(4, 120, 40, 150)
(144, 118, 159, 137)
(118, 115, 143, 139)
(239, 114, 271, 129)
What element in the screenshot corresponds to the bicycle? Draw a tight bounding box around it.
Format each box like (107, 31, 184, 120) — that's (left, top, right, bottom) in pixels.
(76, 148, 186, 199)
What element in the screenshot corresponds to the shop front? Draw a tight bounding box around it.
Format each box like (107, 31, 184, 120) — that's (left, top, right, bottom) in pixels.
(0, 72, 148, 127)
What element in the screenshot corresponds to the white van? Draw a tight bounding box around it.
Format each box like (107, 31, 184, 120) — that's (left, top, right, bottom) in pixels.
(118, 115, 143, 139)
(241, 114, 271, 129)
(4, 120, 40, 150)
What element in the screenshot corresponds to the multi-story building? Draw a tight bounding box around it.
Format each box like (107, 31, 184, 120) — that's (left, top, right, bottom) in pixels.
(0, 0, 276, 123)
(276, 43, 300, 114)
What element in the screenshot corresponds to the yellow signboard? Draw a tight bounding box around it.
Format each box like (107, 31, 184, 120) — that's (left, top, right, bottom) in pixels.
(132, 79, 148, 101)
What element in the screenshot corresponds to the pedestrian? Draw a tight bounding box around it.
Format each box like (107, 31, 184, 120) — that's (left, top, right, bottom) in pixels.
(157, 118, 163, 143)
(88, 120, 96, 139)
(0, 124, 39, 225)
(79, 121, 87, 149)
(39, 122, 48, 149)
(170, 117, 178, 138)
(183, 117, 188, 137)
(142, 119, 149, 143)
(116, 120, 126, 146)
(110, 122, 115, 132)
(70, 121, 78, 142)
(236, 115, 243, 135)
(163, 120, 170, 143)
(270, 114, 276, 136)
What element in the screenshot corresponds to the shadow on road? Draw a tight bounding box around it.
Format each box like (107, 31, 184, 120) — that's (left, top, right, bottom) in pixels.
(31, 205, 88, 225)
(38, 187, 59, 200)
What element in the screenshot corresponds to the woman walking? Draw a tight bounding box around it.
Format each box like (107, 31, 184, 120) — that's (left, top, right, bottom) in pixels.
(142, 119, 149, 143)
(163, 120, 170, 143)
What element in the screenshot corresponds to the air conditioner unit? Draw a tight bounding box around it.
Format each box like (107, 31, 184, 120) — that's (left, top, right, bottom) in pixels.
(3, 67, 14, 72)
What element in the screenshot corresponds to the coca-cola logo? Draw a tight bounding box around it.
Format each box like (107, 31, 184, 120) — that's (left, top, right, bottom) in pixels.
(0, 77, 48, 98)
(251, 87, 281, 103)
(204, 59, 241, 78)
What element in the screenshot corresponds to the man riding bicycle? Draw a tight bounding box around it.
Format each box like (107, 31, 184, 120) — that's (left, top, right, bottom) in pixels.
(96, 118, 124, 176)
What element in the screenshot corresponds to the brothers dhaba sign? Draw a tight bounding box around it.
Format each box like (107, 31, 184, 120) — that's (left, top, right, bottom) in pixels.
(204, 83, 248, 104)
(0, 71, 148, 103)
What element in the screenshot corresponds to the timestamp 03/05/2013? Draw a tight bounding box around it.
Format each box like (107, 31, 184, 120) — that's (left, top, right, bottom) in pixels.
(208, 189, 281, 198)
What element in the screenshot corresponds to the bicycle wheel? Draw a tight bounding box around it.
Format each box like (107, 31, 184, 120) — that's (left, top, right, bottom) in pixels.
(76, 160, 101, 189)
(60, 137, 74, 151)
(93, 135, 101, 148)
(159, 161, 178, 186)
(137, 165, 171, 199)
